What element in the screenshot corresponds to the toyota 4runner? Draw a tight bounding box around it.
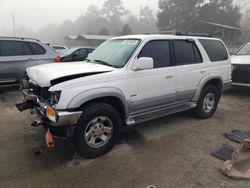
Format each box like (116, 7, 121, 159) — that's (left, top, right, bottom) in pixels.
(16, 34, 232, 158)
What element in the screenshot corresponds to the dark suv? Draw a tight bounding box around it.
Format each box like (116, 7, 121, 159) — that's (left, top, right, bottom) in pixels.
(0, 37, 59, 85)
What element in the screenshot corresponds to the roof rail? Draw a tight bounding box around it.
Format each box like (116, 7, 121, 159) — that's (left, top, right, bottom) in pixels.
(0, 36, 40, 41)
(145, 31, 211, 37)
(145, 31, 182, 35)
(185, 32, 211, 37)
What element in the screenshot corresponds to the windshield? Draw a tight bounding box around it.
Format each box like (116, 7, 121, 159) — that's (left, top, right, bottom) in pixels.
(87, 39, 140, 68)
(235, 43, 250, 55)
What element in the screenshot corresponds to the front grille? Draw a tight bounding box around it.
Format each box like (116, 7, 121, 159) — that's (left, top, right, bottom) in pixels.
(28, 81, 50, 100)
(232, 64, 250, 84)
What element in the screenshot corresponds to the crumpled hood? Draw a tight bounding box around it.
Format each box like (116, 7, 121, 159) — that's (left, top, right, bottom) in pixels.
(26, 62, 115, 87)
(231, 55, 250, 65)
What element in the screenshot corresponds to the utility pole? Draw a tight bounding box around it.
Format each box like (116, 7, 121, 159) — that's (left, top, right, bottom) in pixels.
(12, 12, 16, 37)
(139, 5, 142, 21)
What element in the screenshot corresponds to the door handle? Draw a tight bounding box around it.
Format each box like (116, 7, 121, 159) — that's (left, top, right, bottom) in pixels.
(165, 75, 174, 79)
(25, 58, 33, 61)
(200, 70, 206, 74)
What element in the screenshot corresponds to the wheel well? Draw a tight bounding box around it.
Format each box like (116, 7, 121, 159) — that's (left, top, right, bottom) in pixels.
(80, 96, 126, 125)
(203, 78, 223, 98)
(205, 78, 222, 91)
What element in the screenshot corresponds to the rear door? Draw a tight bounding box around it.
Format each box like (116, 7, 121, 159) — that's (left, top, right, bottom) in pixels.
(173, 39, 205, 102)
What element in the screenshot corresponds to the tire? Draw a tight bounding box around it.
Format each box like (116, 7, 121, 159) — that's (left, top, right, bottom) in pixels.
(73, 102, 121, 158)
(193, 84, 220, 119)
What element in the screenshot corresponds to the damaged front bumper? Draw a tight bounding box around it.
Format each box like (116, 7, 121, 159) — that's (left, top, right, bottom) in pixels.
(34, 97, 82, 127)
(16, 79, 82, 128)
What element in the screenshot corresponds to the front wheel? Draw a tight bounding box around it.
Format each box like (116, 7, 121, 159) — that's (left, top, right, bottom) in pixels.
(73, 102, 121, 158)
(194, 85, 220, 119)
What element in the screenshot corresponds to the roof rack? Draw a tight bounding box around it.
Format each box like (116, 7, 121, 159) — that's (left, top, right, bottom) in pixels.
(180, 32, 211, 37)
(146, 31, 211, 38)
(0, 36, 40, 41)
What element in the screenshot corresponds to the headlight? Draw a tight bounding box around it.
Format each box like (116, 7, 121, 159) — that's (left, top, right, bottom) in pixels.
(49, 91, 61, 105)
(231, 65, 236, 71)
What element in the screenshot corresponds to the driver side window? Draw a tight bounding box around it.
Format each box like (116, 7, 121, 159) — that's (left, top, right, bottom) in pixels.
(75, 49, 87, 57)
(138, 40, 171, 68)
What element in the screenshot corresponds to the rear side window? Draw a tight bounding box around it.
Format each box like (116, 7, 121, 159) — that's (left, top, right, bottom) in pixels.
(199, 39, 228, 62)
(138, 40, 171, 68)
(89, 49, 95, 53)
(0, 40, 23, 56)
(23, 43, 33, 55)
(173, 40, 202, 65)
(0, 40, 46, 56)
(75, 49, 88, 57)
(25, 42, 46, 55)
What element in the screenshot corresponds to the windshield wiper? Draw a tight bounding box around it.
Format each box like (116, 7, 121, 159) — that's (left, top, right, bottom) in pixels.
(93, 59, 114, 67)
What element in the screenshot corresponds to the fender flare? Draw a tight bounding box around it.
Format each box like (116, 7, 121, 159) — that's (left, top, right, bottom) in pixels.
(193, 75, 223, 101)
(67, 87, 129, 116)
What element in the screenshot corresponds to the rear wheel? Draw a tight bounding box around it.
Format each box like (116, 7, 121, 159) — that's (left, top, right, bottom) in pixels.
(73, 102, 121, 158)
(194, 85, 220, 119)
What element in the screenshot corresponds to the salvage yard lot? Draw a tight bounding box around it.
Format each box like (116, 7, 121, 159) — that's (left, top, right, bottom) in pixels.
(0, 87, 250, 188)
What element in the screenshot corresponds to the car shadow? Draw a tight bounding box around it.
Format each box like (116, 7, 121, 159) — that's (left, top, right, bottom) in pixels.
(224, 86, 250, 97)
(30, 110, 193, 167)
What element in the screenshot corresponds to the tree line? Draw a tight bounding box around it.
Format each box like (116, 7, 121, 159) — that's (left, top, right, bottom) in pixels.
(35, 0, 157, 43)
(157, 0, 241, 31)
(12, 0, 246, 44)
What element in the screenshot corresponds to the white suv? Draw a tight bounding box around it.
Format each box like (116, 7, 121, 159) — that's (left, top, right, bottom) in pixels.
(16, 34, 232, 158)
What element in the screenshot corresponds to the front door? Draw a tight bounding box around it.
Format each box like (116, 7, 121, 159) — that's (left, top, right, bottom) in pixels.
(126, 40, 176, 115)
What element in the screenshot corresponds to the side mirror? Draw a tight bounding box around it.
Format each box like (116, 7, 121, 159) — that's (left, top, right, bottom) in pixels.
(132, 57, 154, 71)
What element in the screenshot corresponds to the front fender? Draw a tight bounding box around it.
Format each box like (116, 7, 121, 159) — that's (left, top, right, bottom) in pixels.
(66, 87, 128, 115)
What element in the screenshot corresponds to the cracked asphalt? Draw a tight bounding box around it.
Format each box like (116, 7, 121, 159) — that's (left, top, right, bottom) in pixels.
(0, 86, 250, 188)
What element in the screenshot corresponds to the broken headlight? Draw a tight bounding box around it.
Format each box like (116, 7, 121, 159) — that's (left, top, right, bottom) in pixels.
(49, 91, 61, 105)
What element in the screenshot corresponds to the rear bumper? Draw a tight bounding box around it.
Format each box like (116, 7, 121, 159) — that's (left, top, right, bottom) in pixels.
(222, 80, 232, 91)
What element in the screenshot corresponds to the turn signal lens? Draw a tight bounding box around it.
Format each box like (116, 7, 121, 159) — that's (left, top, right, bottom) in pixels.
(46, 107, 57, 122)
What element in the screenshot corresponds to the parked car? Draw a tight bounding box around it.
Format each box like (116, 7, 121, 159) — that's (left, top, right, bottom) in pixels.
(17, 34, 231, 158)
(60, 47, 95, 62)
(51, 45, 68, 54)
(0, 37, 59, 84)
(231, 42, 250, 87)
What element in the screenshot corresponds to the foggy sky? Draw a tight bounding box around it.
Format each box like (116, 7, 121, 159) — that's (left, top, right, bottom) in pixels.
(0, 0, 158, 34)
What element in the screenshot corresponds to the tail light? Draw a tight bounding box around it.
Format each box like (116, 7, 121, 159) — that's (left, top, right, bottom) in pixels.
(54, 55, 61, 63)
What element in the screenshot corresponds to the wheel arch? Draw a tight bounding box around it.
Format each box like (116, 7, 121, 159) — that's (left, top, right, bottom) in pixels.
(193, 76, 223, 101)
(67, 88, 128, 125)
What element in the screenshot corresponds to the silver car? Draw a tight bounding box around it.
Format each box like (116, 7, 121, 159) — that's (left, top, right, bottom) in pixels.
(0, 37, 59, 84)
